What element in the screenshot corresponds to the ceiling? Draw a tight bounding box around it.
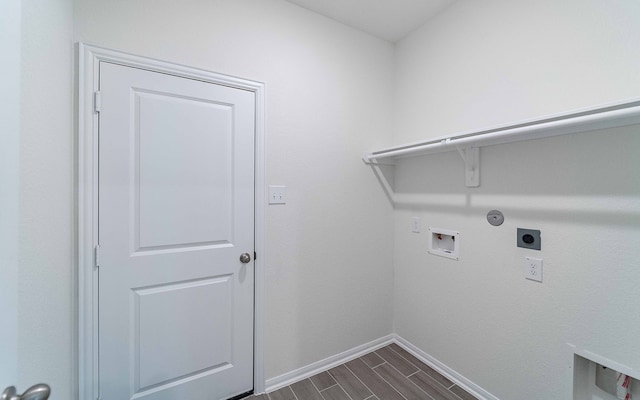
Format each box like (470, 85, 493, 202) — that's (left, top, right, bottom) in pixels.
(284, 0, 457, 42)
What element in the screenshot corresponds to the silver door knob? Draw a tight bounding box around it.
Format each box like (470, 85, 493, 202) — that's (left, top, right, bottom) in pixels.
(1, 387, 15, 400)
(2, 384, 50, 400)
(239, 253, 251, 264)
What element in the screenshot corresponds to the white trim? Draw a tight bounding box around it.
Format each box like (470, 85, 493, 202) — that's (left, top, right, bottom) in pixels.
(0, 0, 21, 387)
(77, 43, 266, 399)
(264, 335, 395, 393)
(77, 42, 100, 400)
(253, 63, 267, 395)
(393, 335, 500, 400)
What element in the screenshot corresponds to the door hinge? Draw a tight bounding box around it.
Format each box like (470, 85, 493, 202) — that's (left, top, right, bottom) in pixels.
(94, 91, 102, 113)
(94, 244, 100, 268)
(254, 251, 257, 261)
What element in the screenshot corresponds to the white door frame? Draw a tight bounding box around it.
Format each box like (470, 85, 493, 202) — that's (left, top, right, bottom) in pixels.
(77, 43, 266, 400)
(0, 0, 21, 388)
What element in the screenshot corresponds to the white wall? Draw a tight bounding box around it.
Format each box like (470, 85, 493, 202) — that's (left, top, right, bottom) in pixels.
(18, 0, 75, 398)
(392, 1, 640, 399)
(74, 0, 395, 382)
(0, 0, 21, 389)
(395, 0, 640, 142)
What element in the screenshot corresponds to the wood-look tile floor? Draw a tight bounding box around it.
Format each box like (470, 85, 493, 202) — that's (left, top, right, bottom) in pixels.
(245, 343, 479, 400)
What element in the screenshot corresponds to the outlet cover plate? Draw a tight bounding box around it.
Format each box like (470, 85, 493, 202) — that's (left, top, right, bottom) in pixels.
(524, 257, 543, 282)
(411, 217, 421, 233)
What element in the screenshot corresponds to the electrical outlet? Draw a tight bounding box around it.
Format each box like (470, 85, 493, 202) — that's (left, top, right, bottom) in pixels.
(524, 257, 543, 282)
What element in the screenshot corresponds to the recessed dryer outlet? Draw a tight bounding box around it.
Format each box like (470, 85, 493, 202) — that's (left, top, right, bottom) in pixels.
(428, 228, 459, 260)
(517, 228, 541, 250)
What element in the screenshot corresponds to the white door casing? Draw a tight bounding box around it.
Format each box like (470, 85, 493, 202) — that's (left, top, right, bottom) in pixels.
(0, 0, 21, 389)
(78, 44, 266, 400)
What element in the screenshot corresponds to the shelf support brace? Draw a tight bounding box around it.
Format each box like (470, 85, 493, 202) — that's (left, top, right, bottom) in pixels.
(456, 146, 480, 187)
(362, 154, 396, 167)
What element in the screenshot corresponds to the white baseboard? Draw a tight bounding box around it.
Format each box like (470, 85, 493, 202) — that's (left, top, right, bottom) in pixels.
(264, 334, 395, 393)
(393, 334, 500, 400)
(263, 333, 499, 399)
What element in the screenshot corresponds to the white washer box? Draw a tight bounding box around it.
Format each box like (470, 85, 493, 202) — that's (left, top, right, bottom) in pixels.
(428, 227, 459, 260)
(573, 351, 639, 400)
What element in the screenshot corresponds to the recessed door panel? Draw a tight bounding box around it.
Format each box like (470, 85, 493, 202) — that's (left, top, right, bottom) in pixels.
(98, 61, 255, 400)
(134, 276, 232, 391)
(135, 91, 233, 251)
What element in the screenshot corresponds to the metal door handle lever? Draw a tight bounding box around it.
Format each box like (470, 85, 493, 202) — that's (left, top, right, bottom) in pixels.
(1, 384, 50, 400)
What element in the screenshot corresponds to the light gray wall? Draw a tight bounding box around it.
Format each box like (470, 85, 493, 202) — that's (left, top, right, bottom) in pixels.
(17, 1, 396, 395)
(392, 1, 640, 399)
(74, 0, 396, 384)
(18, 0, 75, 398)
(20, 1, 640, 398)
(16, 0, 396, 396)
(395, 0, 640, 142)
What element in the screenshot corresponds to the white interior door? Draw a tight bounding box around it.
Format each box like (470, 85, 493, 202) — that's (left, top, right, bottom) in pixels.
(98, 61, 255, 400)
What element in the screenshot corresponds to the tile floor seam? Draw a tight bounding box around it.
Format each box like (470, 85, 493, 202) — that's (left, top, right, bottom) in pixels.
(386, 344, 425, 372)
(375, 348, 421, 378)
(333, 380, 356, 400)
(306, 376, 328, 400)
(431, 372, 462, 398)
(285, 385, 301, 400)
(450, 386, 475, 400)
(317, 386, 328, 400)
(307, 374, 325, 393)
(309, 374, 344, 400)
(373, 360, 422, 383)
(379, 346, 472, 400)
(421, 370, 454, 392)
(371, 362, 427, 400)
(367, 361, 411, 400)
(292, 387, 301, 400)
(312, 371, 339, 392)
(388, 344, 458, 394)
(323, 381, 356, 400)
(325, 364, 364, 400)
(318, 382, 338, 392)
(374, 362, 432, 399)
(338, 382, 358, 400)
(406, 370, 419, 379)
(412, 370, 465, 400)
(342, 361, 379, 400)
(448, 386, 464, 400)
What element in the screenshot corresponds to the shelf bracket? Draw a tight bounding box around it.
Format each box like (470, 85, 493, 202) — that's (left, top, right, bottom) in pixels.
(362, 154, 396, 167)
(456, 146, 480, 187)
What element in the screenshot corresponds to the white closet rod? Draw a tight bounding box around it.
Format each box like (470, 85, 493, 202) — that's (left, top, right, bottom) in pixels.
(363, 99, 640, 163)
